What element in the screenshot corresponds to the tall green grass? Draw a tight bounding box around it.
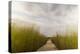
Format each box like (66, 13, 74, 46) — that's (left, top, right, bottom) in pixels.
(11, 24, 48, 53)
(11, 23, 78, 52)
(51, 32, 78, 50)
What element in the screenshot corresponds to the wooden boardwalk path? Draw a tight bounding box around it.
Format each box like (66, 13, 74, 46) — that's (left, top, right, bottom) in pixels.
(37, 39, 58, 51)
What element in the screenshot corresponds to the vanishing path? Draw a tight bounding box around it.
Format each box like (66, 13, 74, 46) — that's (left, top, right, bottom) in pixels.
(37, 39, 58, 51)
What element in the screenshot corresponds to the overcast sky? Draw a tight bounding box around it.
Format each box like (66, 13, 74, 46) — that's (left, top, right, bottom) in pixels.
(12, 2, 78, 36)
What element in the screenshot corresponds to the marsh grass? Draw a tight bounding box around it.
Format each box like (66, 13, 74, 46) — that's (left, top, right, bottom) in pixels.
(51, 32, 78, 50)
(11, 24, 48, 53)
(11, 23, 78, 52)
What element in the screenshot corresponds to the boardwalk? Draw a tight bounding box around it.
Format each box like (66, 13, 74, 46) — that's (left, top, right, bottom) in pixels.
(37, 39, 58, 51)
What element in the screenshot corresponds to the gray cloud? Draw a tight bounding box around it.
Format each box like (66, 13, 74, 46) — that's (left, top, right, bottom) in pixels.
(12, 2, 78, 36)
